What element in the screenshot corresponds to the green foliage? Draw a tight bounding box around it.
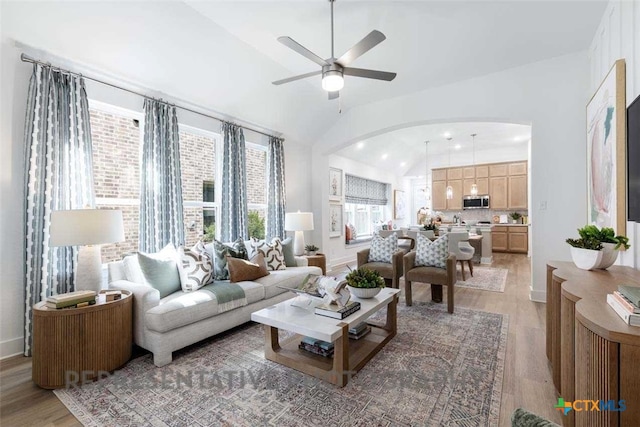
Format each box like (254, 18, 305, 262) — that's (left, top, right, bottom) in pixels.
(566, 237, 603, 250)
(203, 223, 216, 242)
(248, 211, 265, 240)
(423, 223, 438, 231)
(305, 244, 319, 252)
(576, 225, 630, 250)
(345, 268, 385, 289)
(509, 212, 522, 220)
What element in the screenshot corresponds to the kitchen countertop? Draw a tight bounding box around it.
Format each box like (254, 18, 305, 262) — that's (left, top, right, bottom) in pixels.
(492, 223, 530, 227)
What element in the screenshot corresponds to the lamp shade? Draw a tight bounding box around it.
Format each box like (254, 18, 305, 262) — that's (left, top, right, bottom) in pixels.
(284, 212, 314, 231)
(50, 209, 125, 247)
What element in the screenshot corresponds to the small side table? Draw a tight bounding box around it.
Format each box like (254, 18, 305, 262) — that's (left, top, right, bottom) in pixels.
(304, 253, 327, 275)
(32, 290, 133, 389)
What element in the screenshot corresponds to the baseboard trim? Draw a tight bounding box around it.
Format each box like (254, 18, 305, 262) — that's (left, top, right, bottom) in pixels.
(1, 336, 23, 359)
(529, 288, 546, 303)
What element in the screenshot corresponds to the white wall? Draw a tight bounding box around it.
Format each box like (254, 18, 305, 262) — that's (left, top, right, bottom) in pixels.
(589, 0, 640, 268)
(310, 155, 404, 269)
(0, 41, 313, 359)
(314, 52, 591, 302)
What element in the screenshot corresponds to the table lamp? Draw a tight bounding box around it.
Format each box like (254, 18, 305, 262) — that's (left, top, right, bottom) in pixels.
(284, 212, 314, 256)
(50, 209, 125, 292)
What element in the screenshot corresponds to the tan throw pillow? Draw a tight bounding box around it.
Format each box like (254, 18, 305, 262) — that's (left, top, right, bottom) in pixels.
(227, 253, 270, 282)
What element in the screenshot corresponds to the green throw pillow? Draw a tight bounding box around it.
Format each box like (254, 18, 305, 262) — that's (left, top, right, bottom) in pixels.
(281, 237, 297, 267)
(213, 238, 248, 280)
(137, 252, 181, 298)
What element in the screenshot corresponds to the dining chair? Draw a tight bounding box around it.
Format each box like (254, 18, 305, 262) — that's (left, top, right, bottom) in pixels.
(448, 232, 475, 280)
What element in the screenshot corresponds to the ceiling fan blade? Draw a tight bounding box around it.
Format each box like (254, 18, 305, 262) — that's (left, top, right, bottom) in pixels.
(277, 36, 328, 67)
(328, 91, 339, 100)
(337, 30, 386, 66)
(343, 67, 397, 81)
(272, 70, 322, 85)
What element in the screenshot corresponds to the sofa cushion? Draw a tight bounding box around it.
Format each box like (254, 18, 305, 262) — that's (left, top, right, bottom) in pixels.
(405, 266, 448, 284)
(255, 266, 323, 299)
(145, 281, 264, 333)
(227, 253, 269, 282)
(138, 251, 181, 299)
(212, 238, 248, 280)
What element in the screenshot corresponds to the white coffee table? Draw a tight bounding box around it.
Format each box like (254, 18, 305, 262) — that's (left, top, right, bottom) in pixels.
(251, 288, 400, 387)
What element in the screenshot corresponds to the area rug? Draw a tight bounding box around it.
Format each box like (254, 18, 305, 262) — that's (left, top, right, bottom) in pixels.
(455, 267, 508, 293)
(54, 302, 508, 426)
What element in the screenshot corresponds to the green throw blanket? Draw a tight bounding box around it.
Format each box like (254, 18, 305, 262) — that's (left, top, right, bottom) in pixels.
(201, 281, 247, 314)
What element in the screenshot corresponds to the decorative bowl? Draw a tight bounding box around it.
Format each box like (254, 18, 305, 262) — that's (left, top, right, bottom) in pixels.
(464, 220, 479, 226)
(570, 246, 603, 270)
(347, 285, 381, 299)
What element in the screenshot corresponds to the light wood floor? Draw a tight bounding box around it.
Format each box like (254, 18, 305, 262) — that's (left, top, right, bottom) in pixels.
(0, 253, 561, 426)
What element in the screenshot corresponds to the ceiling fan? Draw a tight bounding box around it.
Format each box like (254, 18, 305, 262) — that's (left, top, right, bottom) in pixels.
(272, 0, 397, 100)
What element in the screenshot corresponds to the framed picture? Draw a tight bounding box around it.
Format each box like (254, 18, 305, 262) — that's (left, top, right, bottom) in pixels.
(329, 167, 343, 200)
(586, 59, 626, 235)
(329, 203, 343, 238)
(394, 189, 406, 220)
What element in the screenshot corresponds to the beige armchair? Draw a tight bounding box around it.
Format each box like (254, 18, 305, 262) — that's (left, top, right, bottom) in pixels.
(403, 251, 456, 313)
(357, 248, 404, 289)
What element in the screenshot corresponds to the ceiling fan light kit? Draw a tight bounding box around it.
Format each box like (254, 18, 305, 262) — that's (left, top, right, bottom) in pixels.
(273, 0, 396, 100)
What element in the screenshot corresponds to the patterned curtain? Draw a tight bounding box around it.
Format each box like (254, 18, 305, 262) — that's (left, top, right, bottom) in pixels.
(345, 174, 389, 205)
(266, 136, 286, 240)
(220, 122, 248, 242)
(23, 64, 95, 356)
(139, 99, 185, 252)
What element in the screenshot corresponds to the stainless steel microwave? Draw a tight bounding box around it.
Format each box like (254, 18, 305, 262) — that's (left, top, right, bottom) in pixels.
(463, 195, 490, 209)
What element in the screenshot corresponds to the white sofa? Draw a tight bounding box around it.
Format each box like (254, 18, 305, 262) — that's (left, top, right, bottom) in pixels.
(108, 255, 321, 367)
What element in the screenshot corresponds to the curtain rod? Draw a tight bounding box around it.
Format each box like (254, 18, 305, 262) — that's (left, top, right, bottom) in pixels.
(20, 53, 281, 140)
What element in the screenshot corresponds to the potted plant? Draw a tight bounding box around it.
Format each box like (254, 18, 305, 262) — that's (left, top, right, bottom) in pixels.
(423, 222, 439, 236)
(509, 212, 522, 224)
(305, 244, 320, 256)
(566, 225, 630, 270)
(345, 267, 385, 299)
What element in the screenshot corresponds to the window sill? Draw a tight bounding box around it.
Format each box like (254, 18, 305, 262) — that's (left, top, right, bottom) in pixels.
(345, 237, 372, 247)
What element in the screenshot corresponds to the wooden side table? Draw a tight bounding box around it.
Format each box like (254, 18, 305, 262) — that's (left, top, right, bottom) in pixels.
(305, 253, 327, 274)
(32, 290, 133, 389)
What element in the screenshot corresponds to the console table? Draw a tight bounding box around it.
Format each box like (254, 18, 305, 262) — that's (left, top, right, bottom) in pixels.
(546, 261, 640, 426)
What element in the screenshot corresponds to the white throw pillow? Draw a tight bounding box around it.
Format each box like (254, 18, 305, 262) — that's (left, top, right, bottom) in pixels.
(178, 241, 214, 292)
(123, 243, 178, 284)
(368, 233, 398, 263)
(415, 234, 449, 269)
(251, 238, 286, 271)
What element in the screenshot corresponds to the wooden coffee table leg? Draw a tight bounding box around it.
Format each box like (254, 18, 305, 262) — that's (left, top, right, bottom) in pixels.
(332, 322, 350, 387)
(384, 294, 398, 337)
(264, 325, 280, 360)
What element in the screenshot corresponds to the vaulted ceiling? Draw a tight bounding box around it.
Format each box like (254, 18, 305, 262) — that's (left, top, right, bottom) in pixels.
(2, 0, 607, 146)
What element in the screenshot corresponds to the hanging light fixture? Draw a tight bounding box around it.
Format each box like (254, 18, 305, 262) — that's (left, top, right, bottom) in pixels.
(446, 137, 453, 200)
(470, 133, 478, 196)
(424, 140, 430, 200)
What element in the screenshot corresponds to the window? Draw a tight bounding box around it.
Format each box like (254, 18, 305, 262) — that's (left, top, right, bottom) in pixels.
(90, 103, 142, 263)
(344, 174, 390, 240)
(179, 126, 217, 246)
(246, 143, 267, 239)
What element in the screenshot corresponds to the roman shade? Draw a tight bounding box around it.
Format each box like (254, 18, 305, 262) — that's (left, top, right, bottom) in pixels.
(345, 174, 389, 205)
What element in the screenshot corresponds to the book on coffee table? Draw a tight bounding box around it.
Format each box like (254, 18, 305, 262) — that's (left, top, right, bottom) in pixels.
(315, 301, 361, 319)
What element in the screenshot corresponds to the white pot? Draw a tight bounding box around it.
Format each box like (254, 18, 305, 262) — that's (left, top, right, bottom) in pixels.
(570, 246, 603, 270)
(596, 243, 619, 269)
(307, 251, 317, 256)
(347, 285, 382, 299)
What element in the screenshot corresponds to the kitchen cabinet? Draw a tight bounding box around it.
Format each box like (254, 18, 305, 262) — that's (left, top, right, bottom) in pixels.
(463, 178, 489, 196)
(446, 180, 463, 210)
(489, 176, 508, 209)
(432, 180, 447, 211)
(508, 175, 527, 209)
(432, 169, 447, 181)
(475, 165, 489, 178)
(509, 162, 527, 176)
(489, 164, 508, 177)
(463, 167, 475, 179)
(447, 168, 463, 180)
(492, 225, 528, 253)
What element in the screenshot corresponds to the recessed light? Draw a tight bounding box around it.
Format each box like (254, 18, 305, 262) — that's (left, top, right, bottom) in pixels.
(381, 153, 388, 160)
(443, 132, 451, 138)
(455, 144, 461, 150)
(400, 162, 406, 167)
(356, 142, 365, 149)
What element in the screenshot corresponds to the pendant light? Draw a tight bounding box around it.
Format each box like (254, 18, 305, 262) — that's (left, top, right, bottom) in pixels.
(470, 133, 478, 196)
(446, 137, 453, 200)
